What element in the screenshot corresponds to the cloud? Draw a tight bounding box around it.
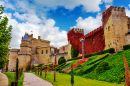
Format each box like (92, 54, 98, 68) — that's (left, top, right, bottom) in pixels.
(34, 0, 103, 12)
(129, 4, 130, 8)
(72, 13, 102, 34)
(102, 0, 113, 3)
(13, 12, 42, 23)
(3, 12, 67, 49)
(126, 9, 130, 17)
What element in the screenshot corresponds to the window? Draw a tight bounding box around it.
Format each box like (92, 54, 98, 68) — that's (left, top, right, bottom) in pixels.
(42, 50, 43, 54)
(46, 50, 48, 54)
(108, 26, 110, 31)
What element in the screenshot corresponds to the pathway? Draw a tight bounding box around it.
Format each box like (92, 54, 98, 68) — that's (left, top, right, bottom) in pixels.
(0, 73, 8, 86)
(23, 73, 53, 86)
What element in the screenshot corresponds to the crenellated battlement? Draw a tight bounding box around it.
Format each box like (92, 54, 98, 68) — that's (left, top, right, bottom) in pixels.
(72, 28, 84, 34)
(113, 6, 125, 12)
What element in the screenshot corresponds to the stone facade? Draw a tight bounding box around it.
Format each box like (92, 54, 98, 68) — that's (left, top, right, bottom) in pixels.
(104, 6, 129, 51)
(8, 33, 69, 71)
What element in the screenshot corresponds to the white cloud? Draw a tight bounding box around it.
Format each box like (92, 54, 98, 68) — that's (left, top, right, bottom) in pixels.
(105, 5, 111, 9)
(34, 0, 104, 12)
(129, 4, 130, 8)
(72, 13, 102, 34)
(102, 0, 113, 3)
(13, 12, 42, 23)
(3, 12, 67, 49)
(126, 9, 130, 17)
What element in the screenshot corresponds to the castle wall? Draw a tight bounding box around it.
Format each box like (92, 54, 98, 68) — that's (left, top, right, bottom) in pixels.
(37, 47, 50, 65)
(104, 6, 129, 51)
(8, 49, 19, 71)
(18, 54, 31, 71)
(49, 53, 68, 64)
(104, 15, 116, 50)
(68, 41, 72, 59)
(125, 34, 130, 44)
(59, 45, 68, 53)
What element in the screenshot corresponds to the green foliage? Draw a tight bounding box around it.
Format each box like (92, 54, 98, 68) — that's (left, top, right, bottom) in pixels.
(34, 72, 123, 86)
(101, 48, 115, 54)
(71, 47, 79, 58)
(0, 5, 12, 69)
(26, 65, 31, 71)
(123, 44, 130, 50)
(58, 56, 66, 65)
(67, 56, 82, 61)
(18, 73, 24, 86)
(3, 72, 24, 86)
(84, 52, 99, 58)
(71, 65, 74, 85)
(95, 61, 109, 73)
(81, 49, 130, 84)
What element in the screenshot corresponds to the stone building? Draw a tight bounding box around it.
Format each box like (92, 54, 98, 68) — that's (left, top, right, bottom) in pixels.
(103, 6, 130, 51)
(8, 33, 69, 71)
(68, 6, 130, 55)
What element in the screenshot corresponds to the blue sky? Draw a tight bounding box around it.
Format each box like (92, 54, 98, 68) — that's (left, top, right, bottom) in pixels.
(0, 0, 130, 48)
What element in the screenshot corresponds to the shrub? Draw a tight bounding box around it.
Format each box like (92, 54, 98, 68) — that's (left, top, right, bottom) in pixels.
(71, 47, 79, 58)
(101, 48, 115, 54)
(26, 65, 31, 71)
(123, 44, 130, 50)
(109, 48, 115, 53)
(95, 61, 109, 73)
(58, 56, 66, 65)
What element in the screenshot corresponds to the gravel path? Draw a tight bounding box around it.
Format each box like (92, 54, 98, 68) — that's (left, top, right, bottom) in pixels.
(23, 73, 53, 86)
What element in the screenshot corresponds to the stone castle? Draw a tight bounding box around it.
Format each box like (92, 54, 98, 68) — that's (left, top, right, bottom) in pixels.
(8, 33, 69, 71)
(7, 6, 130, 71)
(67, 6, 130, 57)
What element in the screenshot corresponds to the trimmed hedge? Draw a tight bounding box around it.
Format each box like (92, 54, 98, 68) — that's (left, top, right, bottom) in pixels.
(67, 48, 115, 61)
(101, 48, 115, 54)
(123, 44, 130, 50)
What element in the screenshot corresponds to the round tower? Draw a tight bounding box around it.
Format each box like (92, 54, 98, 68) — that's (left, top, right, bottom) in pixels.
(18, 33, 32, 71)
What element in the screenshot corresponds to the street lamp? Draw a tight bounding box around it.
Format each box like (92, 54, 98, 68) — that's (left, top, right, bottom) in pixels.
(80, 38, 85, 61)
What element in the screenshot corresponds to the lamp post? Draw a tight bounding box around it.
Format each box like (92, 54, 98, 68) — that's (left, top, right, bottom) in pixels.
(54, 53, 56, 81)
(80, 38, 85, 61)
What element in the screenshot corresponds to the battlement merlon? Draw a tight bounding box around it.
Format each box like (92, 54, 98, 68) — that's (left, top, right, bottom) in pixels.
(73, 28, 84, 34)
(102, 6, 126, 18)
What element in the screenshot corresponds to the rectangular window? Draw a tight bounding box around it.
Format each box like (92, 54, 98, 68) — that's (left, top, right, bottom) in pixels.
(42, 50, 43, 54)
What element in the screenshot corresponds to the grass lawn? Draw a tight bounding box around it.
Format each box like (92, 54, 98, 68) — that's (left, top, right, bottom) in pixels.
(3, 72, 24, 86)
(34, 72, 124, 86)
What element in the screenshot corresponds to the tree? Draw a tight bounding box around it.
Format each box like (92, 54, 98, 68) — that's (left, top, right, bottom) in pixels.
(0, 5, 12, 69)
(71, 47, 79, 58)
(58, 56, 66, 65)
(71, 64, 74, 86)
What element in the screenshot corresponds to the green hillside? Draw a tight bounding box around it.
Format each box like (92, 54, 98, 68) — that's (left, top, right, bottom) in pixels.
(68, 49, 130, 84)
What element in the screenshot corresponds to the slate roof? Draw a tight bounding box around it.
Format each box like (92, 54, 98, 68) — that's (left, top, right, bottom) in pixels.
(22, 33, 31, 42)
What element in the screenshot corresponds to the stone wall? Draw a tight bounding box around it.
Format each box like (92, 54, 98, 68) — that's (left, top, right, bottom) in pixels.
(8, 49, 19, 71)
(104, 6, 129, 51)
(49, 52, 68, 64)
